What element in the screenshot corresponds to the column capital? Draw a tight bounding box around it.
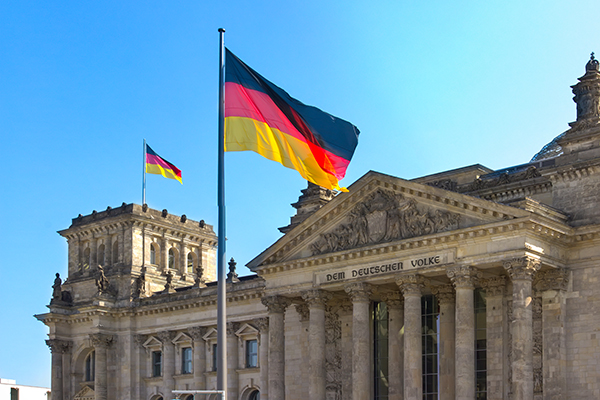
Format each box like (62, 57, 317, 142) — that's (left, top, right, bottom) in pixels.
(188, 326, 207, 341)
(395, 274, 426, 296)
(133, 334, 147, 347)
(46, 339, 72, 354)
(90, 333, 114, 348)
(534, 268, 569, 292)
(295, 303, 309, 322)
(431, 284, 455, 304)
(382, 291, 403, 308)
(253, 317, 269, 332)
(503, 257, 541, 281)
(447, 265, 481, 289)
(344, 282, 372, 302)
(261, 295, 291, 313)
(301, 289, 332, 308)
(156, 330, 176, 344)
(481, 276, 506, 296)
(227, 322, 240, 336)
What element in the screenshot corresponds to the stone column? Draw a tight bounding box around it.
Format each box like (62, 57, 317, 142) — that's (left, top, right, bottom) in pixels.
(396, 274, 425, 400)
(384, 292, 404, 400)
(189, 327, 207, 391)
(46, 339, 71, 400)
(227, 322, 240, 399)
(344, 282, 372, 400)
(261, 295, 291, 400)
(432, 284, 455, 400)
(504, 257, 541, 400)
(133, 335, 147, 400)
(158, 331, 176, 396)
(481, 276, 506, 400)
(302, 289, 332, 400)
(90, 333, 114, 400)
(255, 318, 269, 400)
(295, 303, 310, 399)
(337, 301, 353, 400)
(536, 268, 568, 400)
(447, 265, 479, 400)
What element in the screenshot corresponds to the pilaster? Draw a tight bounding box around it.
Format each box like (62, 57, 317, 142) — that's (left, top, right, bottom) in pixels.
(302, 289, 332, 400)
(344, 282, 372, 400)
(90, 333, 114, 400)
(504, 256, 541, 400)
(189, 327, 208, 392)
(46, 339, 72, 400)
(432, 284, 455, 400)
(261, 295, 291, 400)
(481, 276, 507, 400)
(157, 331, 176, 397)
(254, 318, 269, 400)
(396, 274, 426, 400)
(227, 322, 240, 398)
(383, 291, 404, 400)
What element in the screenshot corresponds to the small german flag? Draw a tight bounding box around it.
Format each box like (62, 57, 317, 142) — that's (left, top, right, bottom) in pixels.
(145, 145, 182, 184)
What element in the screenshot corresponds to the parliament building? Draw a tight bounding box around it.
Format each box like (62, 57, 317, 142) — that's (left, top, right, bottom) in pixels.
(37, 55, 600, 400)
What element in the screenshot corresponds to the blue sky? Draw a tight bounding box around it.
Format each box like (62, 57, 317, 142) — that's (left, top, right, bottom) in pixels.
(1, 0, 598, 388)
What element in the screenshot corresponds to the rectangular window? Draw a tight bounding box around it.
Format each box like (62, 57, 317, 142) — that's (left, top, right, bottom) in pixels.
(152, 350, 162, 377)
(181, 347, 193, 374)
(10, 388, 18, 400)
(246, 339, 258, 368)
(422, 294, 439, 400)
(373, 301, 389, 400)
(475, 289, 487, 399)
(212, 343, 218, 371)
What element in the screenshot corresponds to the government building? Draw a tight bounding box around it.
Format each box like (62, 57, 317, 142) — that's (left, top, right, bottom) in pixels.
(36, 55, 600, 400)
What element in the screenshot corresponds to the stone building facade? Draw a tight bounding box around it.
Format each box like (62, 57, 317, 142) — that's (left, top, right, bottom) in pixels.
(37, 55, 600, 400)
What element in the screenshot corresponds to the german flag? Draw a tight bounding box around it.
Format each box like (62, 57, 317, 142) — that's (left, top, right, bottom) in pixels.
(145, 145, 182, 184)
(224, 48, 359, 191)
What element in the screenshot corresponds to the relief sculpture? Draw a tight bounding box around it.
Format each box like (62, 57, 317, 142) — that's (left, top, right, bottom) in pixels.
(311, 189, 460, 255)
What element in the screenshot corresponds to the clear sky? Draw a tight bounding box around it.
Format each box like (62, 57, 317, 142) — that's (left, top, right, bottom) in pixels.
(1, 0, 598, 388)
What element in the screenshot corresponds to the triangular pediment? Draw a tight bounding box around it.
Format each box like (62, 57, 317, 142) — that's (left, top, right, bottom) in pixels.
(203, 327, 217, 341)
(172, 332, 192, 345)
(248, 171, 532, 269)
(142, 336, 162, 349)
(74, 385, 95, 400)
(235, 323, 259, 337)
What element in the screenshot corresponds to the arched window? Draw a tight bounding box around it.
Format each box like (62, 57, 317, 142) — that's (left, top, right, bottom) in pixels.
(98, 244, 105, 266)
(150, 244, 157, 265)
(85, 350, 95, 382)
(168, 248, 178, 270)
(187, 253, 194, 274)
(83, 248, 90, 270)
(112, 240, 119, 265)
(248, 390, 260, 400)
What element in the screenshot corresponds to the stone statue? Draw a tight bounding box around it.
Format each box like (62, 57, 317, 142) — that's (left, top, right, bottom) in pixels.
(95, 265, 110, 294)
(52, 273, 62, 300)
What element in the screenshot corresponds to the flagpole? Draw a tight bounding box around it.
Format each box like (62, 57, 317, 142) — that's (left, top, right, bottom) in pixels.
(142, 138, 147, 205)
(216, 27, 228, 398)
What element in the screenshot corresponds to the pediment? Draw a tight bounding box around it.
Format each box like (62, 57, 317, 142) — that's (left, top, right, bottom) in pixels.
(143, 336, 162, 349)
(203, 327, 218, 341)
(74, 385, 95, 400)
(172, 332, 192, 345)
(235, 323, 259, 337)
(248, 171, 531, 269)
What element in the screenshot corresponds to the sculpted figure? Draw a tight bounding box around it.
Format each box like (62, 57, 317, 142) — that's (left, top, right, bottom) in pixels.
(52, 273, 62, 300)
(95, 265, 109, 293)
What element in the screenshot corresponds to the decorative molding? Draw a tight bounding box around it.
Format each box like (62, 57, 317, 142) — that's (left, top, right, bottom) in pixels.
(344, 282, 372, 303)
(261, 295, 291, 314)
(253, 317, 269, 332)
(503, 257, 541, 281)
(301, 289, 332, 309)
(46, 339, 72, 354)
(395, 274, 426, 296)
(382, 291, 403, 308)
(535, 268, 569, 292)
(188, 327, 207, 341)
(481, 276, 506, 296)
(431, 284, 455, 304)
(310, 189, 460, 255)
(447, 265, 481, 289)
(90, 333, 114, 348)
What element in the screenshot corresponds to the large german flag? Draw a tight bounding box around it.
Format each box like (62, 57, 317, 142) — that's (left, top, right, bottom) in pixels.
(224, 48, 359, 191)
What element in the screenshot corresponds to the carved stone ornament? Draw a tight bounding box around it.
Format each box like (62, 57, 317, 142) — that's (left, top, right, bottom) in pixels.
(261, 295, 291, 314)
(447, 265, 481, 289)
(226, 322, 240, 336)
(481, 276, 506, 296)
(254, 317, 269, 332)
(311, 189, 461, 255)
(344, 282, 372, 302)
(382, 291, 403, 308)
(535, 268, 569, 292)
(188, 326, 207, 341)
(503, 257, 541, 281)
(46, 339, 72, 354)
(396, 274, 426, 296)
(431, 284, 455, 304)
(467, 166, 541, 192)
(301, 289, 332, 308)
(90, 333, 114, 348)
(157, 331, 175, 343)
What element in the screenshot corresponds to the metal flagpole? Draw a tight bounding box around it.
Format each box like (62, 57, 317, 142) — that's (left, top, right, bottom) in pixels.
(216, 27, 228, 399)
(142, 138, 147, 205)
